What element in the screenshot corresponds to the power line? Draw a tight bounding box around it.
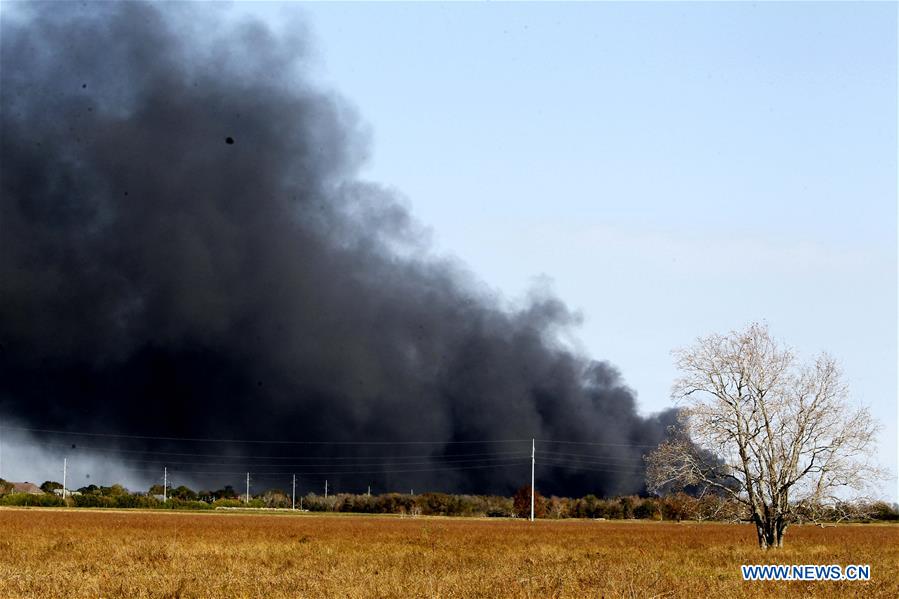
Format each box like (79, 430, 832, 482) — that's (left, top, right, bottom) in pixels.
(537, 450, 647, 463)
(535, 457, 642, 474)
(4, 424, 662, 450)
(8, 425, 658, 492)
(81, 455, 531, 469)
(9, 443, 651, 474)
(0, 425, 529, 446)
(537, 439, 660, 448)
(13, 439, 530, 461)
(104, 460, 531, 477)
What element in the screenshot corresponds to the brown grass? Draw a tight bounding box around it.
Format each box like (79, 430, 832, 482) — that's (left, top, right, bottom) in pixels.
(0, 507, 896, 598)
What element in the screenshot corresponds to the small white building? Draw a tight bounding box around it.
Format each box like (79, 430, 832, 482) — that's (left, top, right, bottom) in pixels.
(52, 488, 81, 497)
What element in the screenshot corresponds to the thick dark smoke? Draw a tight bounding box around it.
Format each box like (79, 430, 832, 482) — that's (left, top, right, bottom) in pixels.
(1, 2, 676, 496)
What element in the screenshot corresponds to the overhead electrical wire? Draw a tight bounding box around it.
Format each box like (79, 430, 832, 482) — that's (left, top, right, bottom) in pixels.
(57, 454, 532, 470)
(537, 439, 660, 448)
(4, 423, 660, 488)
(100, 460, 531, 477)
(1, 425, 529, 446)
(13, 439, 531, 461)
(536, 450, 647, 463)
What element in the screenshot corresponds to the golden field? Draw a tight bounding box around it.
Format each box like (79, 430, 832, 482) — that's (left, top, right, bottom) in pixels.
(0, 507, 896, 598)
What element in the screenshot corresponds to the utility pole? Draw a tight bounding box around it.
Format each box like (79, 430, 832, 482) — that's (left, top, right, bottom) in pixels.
(530, 438, 535, 522)
(62, 457, 67, 501)
(163, 466, 167, 502)
(324, 479, 328, 498)
(292, 474, 296, 510)
(246, 472, 250, 504)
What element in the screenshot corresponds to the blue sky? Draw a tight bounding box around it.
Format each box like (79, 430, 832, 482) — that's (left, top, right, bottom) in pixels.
(234, 2, 897, 499)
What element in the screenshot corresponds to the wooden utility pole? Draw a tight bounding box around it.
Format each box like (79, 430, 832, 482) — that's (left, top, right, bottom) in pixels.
(530, 438, 535, 522)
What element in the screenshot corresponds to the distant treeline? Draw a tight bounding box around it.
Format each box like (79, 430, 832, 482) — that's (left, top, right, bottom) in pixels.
(1, 479, 896, 523)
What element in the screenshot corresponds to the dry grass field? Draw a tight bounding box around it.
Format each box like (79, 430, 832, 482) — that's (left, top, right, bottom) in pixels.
(0, 507, 896, 598)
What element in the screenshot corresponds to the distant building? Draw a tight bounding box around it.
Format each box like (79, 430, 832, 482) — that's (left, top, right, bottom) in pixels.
(52, 488, 81, 497)
(11, 482, 43, 495)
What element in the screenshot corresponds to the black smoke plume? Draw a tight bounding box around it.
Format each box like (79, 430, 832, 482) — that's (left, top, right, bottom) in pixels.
(0, 2, 676, 496)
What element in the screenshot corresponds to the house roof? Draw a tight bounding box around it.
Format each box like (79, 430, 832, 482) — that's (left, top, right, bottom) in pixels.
(11, 482, 44, 495)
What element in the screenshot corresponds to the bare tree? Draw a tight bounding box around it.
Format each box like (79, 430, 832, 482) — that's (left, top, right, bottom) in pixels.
(793, 495, 882, 526)
(645, 323, 883, 549)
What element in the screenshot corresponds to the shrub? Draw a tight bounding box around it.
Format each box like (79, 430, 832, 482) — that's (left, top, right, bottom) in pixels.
(40, 481, 63, 494)
(1, 493, 65, 507)
(866, 501, 899, 522)
(512, 486, 546, 518)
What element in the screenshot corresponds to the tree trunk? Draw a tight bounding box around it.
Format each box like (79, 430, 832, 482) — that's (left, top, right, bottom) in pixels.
(752, 513, 768, 549)
(775, 518, 787, 548)
(755, 524, 768, 549)
(754, 516, 787, 549)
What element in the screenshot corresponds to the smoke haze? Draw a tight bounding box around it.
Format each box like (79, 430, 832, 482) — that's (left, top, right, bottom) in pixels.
(0, 2, 676, 496)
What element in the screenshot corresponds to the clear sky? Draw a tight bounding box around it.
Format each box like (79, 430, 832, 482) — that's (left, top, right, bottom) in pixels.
(232, 1, 897, 500)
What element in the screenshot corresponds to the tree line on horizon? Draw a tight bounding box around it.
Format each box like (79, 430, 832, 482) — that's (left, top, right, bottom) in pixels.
(1, 478, 896, 523)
